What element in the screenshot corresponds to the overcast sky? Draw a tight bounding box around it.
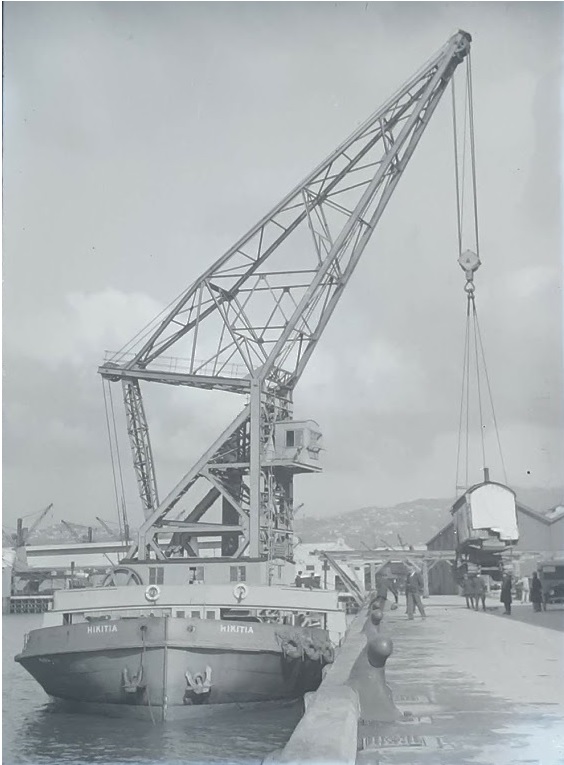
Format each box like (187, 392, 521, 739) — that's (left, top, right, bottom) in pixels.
(3, 2, 562, 531)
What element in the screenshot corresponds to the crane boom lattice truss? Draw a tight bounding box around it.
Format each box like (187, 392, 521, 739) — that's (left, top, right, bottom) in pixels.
(99, 31, 471, 563)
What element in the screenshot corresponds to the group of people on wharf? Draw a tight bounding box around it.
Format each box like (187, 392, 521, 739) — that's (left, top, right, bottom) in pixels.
(297, 561, 549, 622)
(370, 565, 426, 620)
(463, 571, 544, 615)
(369, 568, 547, 620)
(461, 573, 488, 611)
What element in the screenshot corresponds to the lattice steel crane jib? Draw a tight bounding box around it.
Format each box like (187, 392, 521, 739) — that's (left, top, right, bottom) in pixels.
(98, 30, 473, 563)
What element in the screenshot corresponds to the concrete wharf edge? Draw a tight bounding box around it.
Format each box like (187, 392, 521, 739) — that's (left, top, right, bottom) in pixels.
(264, 608, 369, 764)
(265, 597, 564, 764)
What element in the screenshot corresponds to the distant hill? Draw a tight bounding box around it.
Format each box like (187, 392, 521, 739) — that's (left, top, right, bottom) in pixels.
(22, 523, 127, 546)
(294, 498, 453, 548)
(7, 486, 562, 548)
(294, 486, 564, 548)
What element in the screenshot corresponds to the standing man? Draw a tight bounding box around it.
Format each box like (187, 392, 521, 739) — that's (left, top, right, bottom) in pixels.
(474, 573, 487, 611)
(405, 565, 426, 620)
(521, 575, 530, 604)
(462, 574, 474, 609)
(372, 573, 399, 611)
(530, 572, 543, 613)
(500, 574, 512, 615)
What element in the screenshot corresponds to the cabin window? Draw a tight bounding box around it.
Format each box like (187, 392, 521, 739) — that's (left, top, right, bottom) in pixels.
(206, 611, 216, 620)
(285, 430, 303, 448)
(188, 566, 205, 584)
(230, 565, 246, 582)
(190, 610, 201, 619)
(176, 610, 185, 619)
(277, 565, 282, 578)
(149, 567, 164, 585)
(306, 565, 315, 571)
(63, 613, 72, 625)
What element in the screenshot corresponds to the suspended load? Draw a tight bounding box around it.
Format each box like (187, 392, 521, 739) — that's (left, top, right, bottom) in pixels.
(452, 480, 519, 553)
(449, 67, 518, 577)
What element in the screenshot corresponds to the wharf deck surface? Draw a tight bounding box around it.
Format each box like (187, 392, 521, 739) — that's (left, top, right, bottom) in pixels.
(357, 595, 564, 765)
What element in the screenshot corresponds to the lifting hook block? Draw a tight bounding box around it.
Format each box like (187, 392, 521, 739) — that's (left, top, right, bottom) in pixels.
(458, 249, 481, 281)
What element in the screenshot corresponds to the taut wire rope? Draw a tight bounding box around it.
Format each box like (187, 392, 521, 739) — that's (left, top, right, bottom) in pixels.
(452, 53, 507, 492)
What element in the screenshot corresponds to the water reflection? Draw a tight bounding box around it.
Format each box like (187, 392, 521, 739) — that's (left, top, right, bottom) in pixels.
(11, 700, 303, 764)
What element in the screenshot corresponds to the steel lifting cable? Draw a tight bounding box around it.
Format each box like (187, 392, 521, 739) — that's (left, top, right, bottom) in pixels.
(470, 294, 487, 471)
(456, 287, 508, 491)
(454, 296, 471, 493)
(466, 53, 481, 259)
(102, 380, 125, 541)
(107, 383, 130, 539)
(451, 77, 469, 254)
(474, 309, 509, 485)
(451, 78, 463, 258)
(452, 53, 507, 490)
(460, 66, 469, 244)
(465, 308, 471, 489)
(470, 295, 507, 485)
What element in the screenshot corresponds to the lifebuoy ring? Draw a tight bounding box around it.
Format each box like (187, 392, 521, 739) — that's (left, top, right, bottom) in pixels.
(233, 583, 249, 602)
(145, 584, 160, 603)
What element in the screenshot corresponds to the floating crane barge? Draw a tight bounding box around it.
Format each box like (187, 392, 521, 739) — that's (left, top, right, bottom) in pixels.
(16, 31, 475, 719)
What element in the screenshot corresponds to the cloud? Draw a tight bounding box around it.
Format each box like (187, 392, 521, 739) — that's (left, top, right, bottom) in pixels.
(6, 288, 163, 367)
(506, 266, 560, 300)
(3, 2, 562, 526)
(300, 338, 427, 419)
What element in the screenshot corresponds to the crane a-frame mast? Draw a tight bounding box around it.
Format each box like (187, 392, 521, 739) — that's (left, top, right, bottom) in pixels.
(100, 31, 471, 564)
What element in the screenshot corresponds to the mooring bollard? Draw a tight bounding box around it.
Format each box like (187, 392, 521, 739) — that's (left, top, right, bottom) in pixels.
(367, 634, 393, 669)
(348, 629, 402, 723)
(369, 607, 383, 627)
(363, 604, 383, 636)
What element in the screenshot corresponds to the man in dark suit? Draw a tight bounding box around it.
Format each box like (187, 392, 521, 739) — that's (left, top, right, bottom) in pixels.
(405, 566, 426, 620)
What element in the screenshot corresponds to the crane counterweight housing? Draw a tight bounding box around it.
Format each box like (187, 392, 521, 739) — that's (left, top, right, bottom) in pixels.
(99, 31, 472, 572)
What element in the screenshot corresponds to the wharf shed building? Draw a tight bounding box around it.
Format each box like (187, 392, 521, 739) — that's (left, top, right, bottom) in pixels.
(426, 502, 564, 595)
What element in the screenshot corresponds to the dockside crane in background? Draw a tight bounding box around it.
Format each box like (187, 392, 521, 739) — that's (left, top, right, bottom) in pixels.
(96, 517, 122, 542)
(14, 503, 54, 548)
(99, 31, 474, 567)
(61, 520, 93, 544)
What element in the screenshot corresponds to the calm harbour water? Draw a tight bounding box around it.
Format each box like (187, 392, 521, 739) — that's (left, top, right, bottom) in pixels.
(2, 614, 303, 765)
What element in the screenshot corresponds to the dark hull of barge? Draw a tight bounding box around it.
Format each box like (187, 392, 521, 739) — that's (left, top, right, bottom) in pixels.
(15, 615, 328, 721)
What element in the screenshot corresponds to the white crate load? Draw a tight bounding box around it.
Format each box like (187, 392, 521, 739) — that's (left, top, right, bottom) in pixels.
(452, 482, 519, 551)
